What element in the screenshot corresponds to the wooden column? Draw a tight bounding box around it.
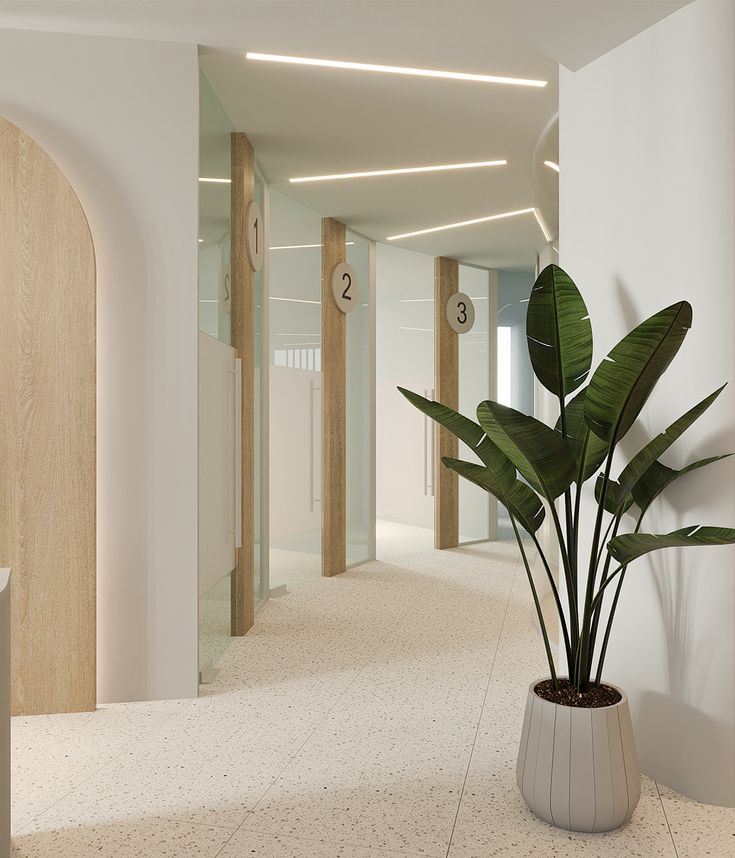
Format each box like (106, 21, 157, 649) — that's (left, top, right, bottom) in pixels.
(321, 218, 347, 577)
(231, 132, 255, 634)
(434, 256, 459, 549)
(0, 117, 96, 714)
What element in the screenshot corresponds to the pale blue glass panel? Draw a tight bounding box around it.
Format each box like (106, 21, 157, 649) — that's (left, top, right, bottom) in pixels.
(346, 232, 372, 566)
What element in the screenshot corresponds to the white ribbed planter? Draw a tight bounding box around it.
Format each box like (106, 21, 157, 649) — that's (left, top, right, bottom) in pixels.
(517, 678, 641, 832)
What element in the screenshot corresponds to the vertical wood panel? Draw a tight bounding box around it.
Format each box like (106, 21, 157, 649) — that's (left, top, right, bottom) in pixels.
(434, 256, 459, 549)
(230, 132, 255, 634)
(321, 218, 346, 577)
(0, 117, 96, 715)
(0, 570, 8, 840)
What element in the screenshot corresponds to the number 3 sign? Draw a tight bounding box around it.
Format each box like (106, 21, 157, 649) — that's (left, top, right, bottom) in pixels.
(331, 262, 359, 314)
(446, 292, 475, 334)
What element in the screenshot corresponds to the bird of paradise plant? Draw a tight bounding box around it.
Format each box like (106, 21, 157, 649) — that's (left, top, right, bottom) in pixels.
(400, 264, 735, 694)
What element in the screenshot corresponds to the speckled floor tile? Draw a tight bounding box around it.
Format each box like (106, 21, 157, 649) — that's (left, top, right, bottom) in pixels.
(19, 739, 292, 833)
(11, 523, 732, 857)
(10, 818, 231, 856)
(658, 784, 735, 857)
(219, 828, 427, 857)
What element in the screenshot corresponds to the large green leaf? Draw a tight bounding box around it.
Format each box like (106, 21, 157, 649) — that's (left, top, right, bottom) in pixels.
(616, 385, 726, 499)
(526, 264, 593, 399)
(556, 387, 608, 483)
(477, 400, 576, 501)
(442, 457, 545, 534)
(595, 475, 634, 515)
(631, 455, 732, 514)
(584, 302, 692, 444)
(608, 525, 735, 565)
(398, 387, 514, 487)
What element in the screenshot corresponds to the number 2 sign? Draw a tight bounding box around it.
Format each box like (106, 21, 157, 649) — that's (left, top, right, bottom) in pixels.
(331, 261, 359, 314)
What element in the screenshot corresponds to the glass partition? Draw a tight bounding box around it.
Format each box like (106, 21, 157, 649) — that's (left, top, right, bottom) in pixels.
(458, 265, 494, 543)
(198, 70, 232, 344)
(198, 69, 234, 675)
(497, 270, 535, 538)
(376, 243, 435, 552)
(268, 190, 323, 589)
(346, 232, 373, 566)
(253, 171, 266, 606)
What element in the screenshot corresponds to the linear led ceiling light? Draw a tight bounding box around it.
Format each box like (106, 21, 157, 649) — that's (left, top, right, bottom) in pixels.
(270, 242, 355, 250)
(290, 160, 507, 184)
(387, 207, 535, 241)
(543, 160, 560, 173)
(246, 52, 547, 88)
(199, 177, 232, 184)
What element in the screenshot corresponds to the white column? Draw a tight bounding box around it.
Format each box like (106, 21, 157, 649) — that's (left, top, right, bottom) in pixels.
(560, 0, 735, 805)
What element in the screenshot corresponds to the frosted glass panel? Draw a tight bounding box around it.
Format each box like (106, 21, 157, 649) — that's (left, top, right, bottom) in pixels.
(268, 190, 322, 588)
(198, 70, 232, 344)
(458, 265, 492, 543)
(376, 244, 434, 535)
(346, 232, 372, 566)
(497, 270, 535, 539)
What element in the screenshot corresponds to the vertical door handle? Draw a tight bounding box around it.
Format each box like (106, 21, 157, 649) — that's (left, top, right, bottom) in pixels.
(234, 358, 242, 548)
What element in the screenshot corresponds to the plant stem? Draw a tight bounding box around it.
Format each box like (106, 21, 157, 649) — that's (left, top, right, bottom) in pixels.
(510, 511, 558, 688)
(531, 532, 573, 674)
(558, 393, 577, 582)
(577, 444, 616, 688)
(593, 510, 645, 684)
(549, 500, 579, 653)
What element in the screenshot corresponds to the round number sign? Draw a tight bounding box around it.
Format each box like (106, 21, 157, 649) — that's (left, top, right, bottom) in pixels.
(331, 262, 359, 314)
(446, 292, 475, 334)
(245, 201, 264, 272)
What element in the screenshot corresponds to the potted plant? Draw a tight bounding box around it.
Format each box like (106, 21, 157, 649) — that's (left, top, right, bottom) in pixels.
(400, 264, 735, 833)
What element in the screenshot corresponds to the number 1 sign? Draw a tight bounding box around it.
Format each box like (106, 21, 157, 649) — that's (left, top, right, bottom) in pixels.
(245, 201, 264, 272)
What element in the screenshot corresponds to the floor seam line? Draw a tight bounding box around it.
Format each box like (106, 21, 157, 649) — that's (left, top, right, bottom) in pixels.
(231, 823, 442, 857)
(655, 779, 680, 857)
(443, 553, 521, 858)
(219, 659, 371, 843)
(10, 708, 183, 837)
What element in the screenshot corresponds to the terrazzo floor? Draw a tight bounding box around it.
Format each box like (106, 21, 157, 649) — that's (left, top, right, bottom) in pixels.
(11, 523, 735, 856)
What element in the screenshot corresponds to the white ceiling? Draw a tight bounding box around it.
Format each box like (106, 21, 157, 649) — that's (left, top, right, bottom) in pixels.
(0, 0, 692, 268)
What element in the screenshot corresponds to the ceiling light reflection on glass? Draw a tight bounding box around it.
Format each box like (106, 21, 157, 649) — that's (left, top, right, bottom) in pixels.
(533, 208, 554, 242)
(387, 207, 535, 241)
(246, 52, 547, 88)
(290, 160, 507, 184)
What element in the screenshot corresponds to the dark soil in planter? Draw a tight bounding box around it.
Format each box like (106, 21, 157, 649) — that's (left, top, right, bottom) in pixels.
(535, 679, 622, 708)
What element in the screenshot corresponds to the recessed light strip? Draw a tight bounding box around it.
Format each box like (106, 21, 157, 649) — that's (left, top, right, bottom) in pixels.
(246, 52, 547, 88)
(387, 207, 535, 241)
(290, 160, 507, 183)
(199, 177, 232, 184)
(270, 242, 355, 250)
(544, 160, 560, 173)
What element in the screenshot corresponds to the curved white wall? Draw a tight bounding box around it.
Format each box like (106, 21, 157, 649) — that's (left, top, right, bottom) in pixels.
(0, 29, 199, 703)
(560, 0, 735, 805)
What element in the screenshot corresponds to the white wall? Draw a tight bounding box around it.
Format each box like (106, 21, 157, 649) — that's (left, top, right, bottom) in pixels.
(560, 0, 735, 805)
(0, 28, 199, 702)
